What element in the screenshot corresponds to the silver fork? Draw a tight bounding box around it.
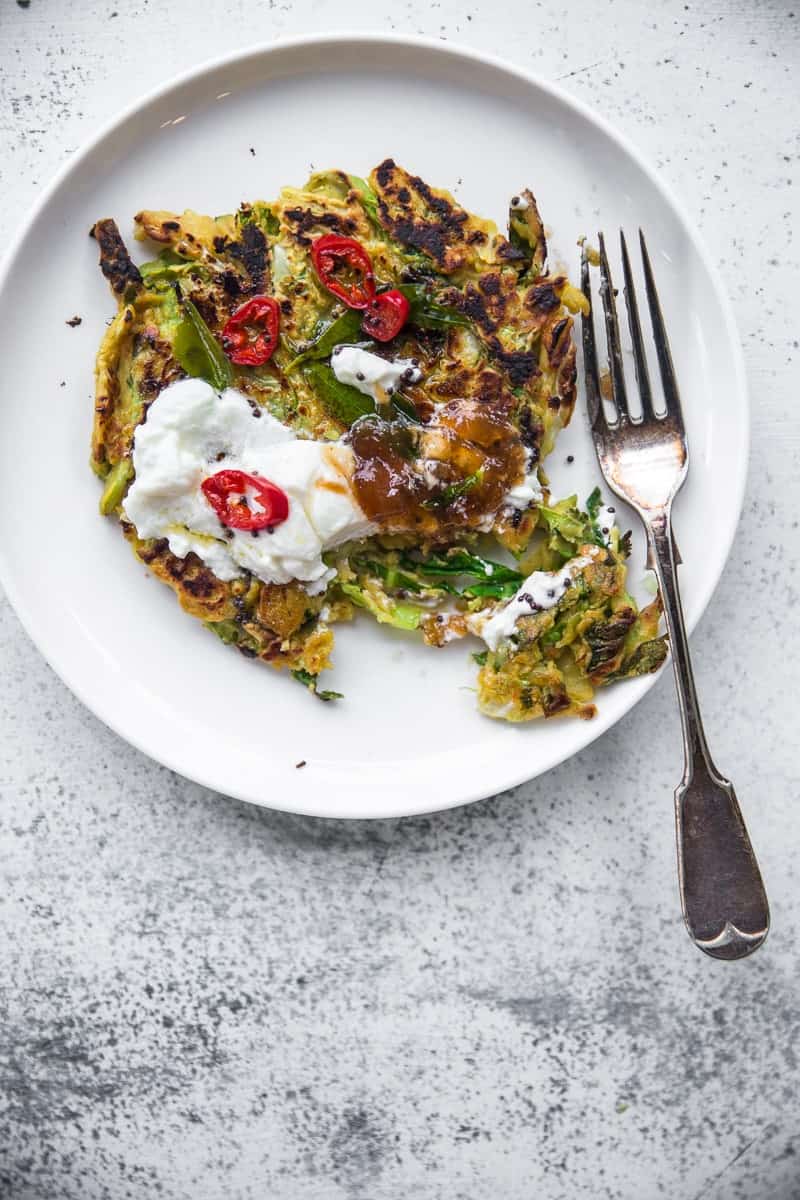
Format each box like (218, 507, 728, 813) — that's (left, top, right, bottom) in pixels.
(581, 230, 770, 960)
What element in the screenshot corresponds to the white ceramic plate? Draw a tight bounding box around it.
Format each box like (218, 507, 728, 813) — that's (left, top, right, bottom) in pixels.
(0, 35, 747, 819)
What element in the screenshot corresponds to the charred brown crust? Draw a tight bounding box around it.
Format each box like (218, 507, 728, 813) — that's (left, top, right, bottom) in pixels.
(129, 532, 235, 622)
(133, 330, 185, 405)
(517, 408, 543, 458)
(487, 338, 539, 386)
(373, 160, 525, 275)
(133, 212, 179, 244)
(543, 689, 572, 718)
(586, 608, 637, 677)
(283, 205, 359, 248)
(525, 279, 561, 315)
(556, 343, 578, 418)
(543, 317, 571, 367)
(494, 239, 527, 263)
(90, 219, 142, 296)
(227, 221, 268, 292)
(372, 158, 473, 272)
(509, 188, 547, 273)
(442, 273, 516, 335)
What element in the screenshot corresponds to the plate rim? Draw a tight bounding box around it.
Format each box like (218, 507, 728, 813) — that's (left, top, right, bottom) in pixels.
(0, 32, 749, 819)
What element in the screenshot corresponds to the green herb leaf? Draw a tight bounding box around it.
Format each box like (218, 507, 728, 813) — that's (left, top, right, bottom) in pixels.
(398, 284, 470, 330)
(586, 486, 602, 520)
(289, 309, 365, 369)
(462, 579, 523, 600)
(584, 486, 612, 548)
(173, 294, 233, 390)
(302, 360, 374, 426)
(411, 549, 523, 586)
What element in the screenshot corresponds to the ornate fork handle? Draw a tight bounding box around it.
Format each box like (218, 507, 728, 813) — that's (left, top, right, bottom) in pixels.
(647, 509, 770, 959)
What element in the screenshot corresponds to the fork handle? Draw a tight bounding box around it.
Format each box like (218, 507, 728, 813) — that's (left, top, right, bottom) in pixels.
(646, 510, 770, 959)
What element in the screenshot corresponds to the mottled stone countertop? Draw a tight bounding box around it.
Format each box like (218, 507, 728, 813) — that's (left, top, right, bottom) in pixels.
(1, 2, 798, 1197)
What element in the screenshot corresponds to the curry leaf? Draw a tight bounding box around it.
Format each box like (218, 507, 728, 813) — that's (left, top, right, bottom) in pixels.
(398, 284, 470, 330)
(302, 361, 374, 426)
(289, 309, 365, 369)
(173, 294, 233, 390)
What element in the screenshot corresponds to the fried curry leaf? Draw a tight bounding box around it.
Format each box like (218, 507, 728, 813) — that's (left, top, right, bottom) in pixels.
(398, 283, 471, 330)
(301, 361, 374, 426)
(173, 294, 233, 391)
(289, 309, 365, 369)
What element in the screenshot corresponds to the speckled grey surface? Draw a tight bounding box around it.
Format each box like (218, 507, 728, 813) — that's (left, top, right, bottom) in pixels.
(1, 2, 799, 1197)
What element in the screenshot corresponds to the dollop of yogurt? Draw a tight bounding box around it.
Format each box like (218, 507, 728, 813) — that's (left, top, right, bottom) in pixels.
(331, 345, 422, 402)
(503, 454, 544, 510)
(123, 378, 376, 594)
(469, 550, 599, 650)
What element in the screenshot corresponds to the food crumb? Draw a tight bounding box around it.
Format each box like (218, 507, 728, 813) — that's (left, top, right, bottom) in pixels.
(578, 235, 601, 265)
(599, 368, 613, 400)
(249, 147, 256, 156)
(60, 381, 65, 388)
(66, 315, 82, 327)
(566, 454, 574, 464)
(295, 760, 307, 769)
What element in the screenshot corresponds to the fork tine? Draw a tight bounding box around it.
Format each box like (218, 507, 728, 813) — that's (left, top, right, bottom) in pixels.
(619, 230, 656, 422)
(597, 232, 630, 423)
(580, 244, 608, 438)
(639, 229, 683, 424)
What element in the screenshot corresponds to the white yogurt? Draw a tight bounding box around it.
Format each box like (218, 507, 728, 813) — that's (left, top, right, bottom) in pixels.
(470, 551, 599, 650)
(330, 345, 422, 402)
(596, 504, 617, 546)
(123, 378, 376, 594)
(503, 464, 544, 509)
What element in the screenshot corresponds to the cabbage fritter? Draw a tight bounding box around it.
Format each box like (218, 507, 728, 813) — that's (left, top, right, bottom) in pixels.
(91, 161, 665, 717)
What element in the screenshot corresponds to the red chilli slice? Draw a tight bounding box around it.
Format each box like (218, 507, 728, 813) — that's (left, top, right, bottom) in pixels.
(221, 296, 281, 366)
(201, 469, 289, 531)
(361, 289, 410, 342)
(311, 235, 376, 309)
